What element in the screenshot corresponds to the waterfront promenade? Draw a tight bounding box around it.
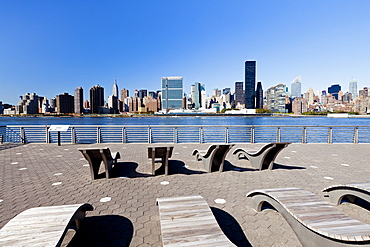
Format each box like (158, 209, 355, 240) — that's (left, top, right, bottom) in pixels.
(1, 142, 370, 246)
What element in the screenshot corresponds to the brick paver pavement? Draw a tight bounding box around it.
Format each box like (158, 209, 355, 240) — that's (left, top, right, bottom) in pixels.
(1, 143, 370, 246)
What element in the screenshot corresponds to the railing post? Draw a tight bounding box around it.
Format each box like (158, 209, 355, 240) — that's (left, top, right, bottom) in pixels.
(148, 126, 152, 144)
(97, 127, 101, 143)
(72, 127, 75, 144)
(174, 127, 178, 144)
(225, 127, 229, 143)
(277, 127, 281, 142)
(21, 127, 25, 144)
(302, 127, 306, 144)
(46, 126, 50, 143)
(251, 126, 255, 143)
(328, 127, 333, 144)
(199, 127, 203, 144)
(122, 127, 126, 143)
(354, 126, 359, 144)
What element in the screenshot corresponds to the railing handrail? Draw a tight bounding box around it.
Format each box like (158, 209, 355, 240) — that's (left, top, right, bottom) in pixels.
(3, 125, 370, 144)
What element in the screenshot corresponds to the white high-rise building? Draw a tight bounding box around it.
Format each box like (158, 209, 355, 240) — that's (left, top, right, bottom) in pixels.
(291, 75, 302, 98)
(112, 77, 119, 98)
(349, 79, 358, 98)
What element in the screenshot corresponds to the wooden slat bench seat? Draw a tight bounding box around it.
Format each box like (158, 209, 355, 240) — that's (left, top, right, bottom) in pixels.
(323, 182, 370, 205)
(156, 195, 235, 246)
(192, 144, 234, 172)
(0, 203, 93, 247)
(79, 147, 120, 180)
(148, 146, 174, 175)
(247, 187, 370, 246)
(233, 142, 291, 170)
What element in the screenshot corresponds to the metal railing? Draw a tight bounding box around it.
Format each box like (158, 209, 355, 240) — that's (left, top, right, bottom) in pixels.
(3, 125, 370, 144)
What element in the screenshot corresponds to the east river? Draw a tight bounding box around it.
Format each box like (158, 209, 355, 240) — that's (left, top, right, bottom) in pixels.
(2, 115, 370, 126)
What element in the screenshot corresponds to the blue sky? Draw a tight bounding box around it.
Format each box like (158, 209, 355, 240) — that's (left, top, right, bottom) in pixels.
(1, 0, 370, 105)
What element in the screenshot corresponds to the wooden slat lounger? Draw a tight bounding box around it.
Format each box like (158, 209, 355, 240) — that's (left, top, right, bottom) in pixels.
(192, 144, 234, 172)
(323, 182, 370, 205)
(247, 188, 370, 247)
(233, 142, 291, 170)
(0, 203, 93, 247)
(79, 147, 121, 180)
(156, 195, 235, 246)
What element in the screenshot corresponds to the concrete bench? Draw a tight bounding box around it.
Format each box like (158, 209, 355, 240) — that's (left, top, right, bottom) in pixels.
(148, 146, 174, 176)
(0, 203, 93, 247)
(233, 142, 291, 170)
(323, 182, 370, 205)
(247, 187, 370, 246)
(79, 147, 121, 180)
(192, 144, 234, 172)
(156, 195, 235, 246)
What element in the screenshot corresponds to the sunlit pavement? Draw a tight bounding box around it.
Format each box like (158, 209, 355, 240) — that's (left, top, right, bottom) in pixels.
(1, 143, 370, 246)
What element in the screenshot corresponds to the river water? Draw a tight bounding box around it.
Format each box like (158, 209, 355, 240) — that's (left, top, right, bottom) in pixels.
(2, 115, 370, 126)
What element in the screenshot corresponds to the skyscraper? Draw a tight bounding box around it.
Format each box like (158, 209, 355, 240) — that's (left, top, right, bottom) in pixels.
(191, 82, 202, 109)
(121, 88, 129, 100)
(90, 85, 104, 114)
(265, 84, 288, 113)
(138, 90, 148, 99)
(349, 79, 358, 98)
(291, 76, 302, 98)
(245, 61, 256, 109)
(234, 81, 244, 106)
(56, 93, 74, 114)
(255, 82, 263, 109)
(161, 76, 183, 111)
(328, 84, 341, 100)
(112, 78, 119, 98)
(74, 87, 83, 114)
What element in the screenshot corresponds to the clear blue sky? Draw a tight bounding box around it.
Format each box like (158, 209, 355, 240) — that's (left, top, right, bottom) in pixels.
(1, 0, 370, 105)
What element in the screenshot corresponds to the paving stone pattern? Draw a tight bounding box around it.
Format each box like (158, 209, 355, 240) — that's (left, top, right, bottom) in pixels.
(1, 143, 370, 246)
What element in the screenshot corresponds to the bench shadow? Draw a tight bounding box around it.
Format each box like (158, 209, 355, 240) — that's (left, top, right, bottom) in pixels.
(223, 160, 256, 172)
(0, 143, 24, 151)
(111, 162, 151, 178)
(211, 207, 252, 247)
(67, 215, 133, 247)
(341, 196, 370, 211)
(155, 160, 206, 175)
(273, 163, 306, 170)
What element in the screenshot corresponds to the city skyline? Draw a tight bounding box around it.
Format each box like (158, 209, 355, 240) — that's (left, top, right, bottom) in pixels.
(2, 0, 370, 105)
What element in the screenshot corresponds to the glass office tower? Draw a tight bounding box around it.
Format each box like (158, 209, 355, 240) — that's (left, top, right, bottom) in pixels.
(161, 77, 183, 111)
(245, 61, 256, 109)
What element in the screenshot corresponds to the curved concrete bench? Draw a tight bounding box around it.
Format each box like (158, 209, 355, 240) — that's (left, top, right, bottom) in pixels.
(0, 203, 93, 247)
(192, 144, 234, 172)
(156, 195, 235, 246)
(323, 182, 370, 205)
(247, 187, 370, 247)
(233, 142, 290, 170)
